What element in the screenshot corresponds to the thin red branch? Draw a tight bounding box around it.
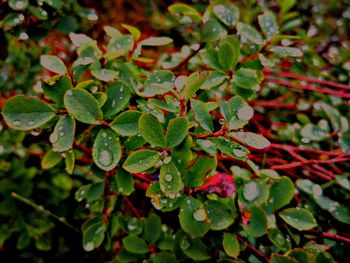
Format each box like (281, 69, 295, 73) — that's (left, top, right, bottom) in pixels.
(264, 69, 350, 91)
(235, 234, 269, 263)
(124, 197, 141, 219)
(250, 100, 297, 110)
(265, 77, 350, 98)
(307, 230, 350, 244)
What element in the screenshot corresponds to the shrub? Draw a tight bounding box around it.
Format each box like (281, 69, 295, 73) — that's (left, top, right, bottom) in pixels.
(1, 0, 350, 262)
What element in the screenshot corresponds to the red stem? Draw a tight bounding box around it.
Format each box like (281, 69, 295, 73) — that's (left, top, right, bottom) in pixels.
(265, 77, 350, 98)
(264, 69, 350, 90)
(124, 197, 141, 219)
(235, 234, 269, 263)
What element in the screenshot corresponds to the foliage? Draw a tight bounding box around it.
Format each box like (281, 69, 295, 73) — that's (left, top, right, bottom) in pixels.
(0, 0, 350, 262)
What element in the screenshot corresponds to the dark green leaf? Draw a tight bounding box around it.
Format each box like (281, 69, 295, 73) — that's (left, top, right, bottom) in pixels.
(123, 149, 160, 173)
(166, 116, 189, 148)
(139, 113, 166, 147)
(223, 233, 240, 258)
(191, 99, 213, 132)
(49, 114, 75, 152)
(279, 208, 317, 231)
(145, 214, 161, 244)
(122, 234, 149, 255)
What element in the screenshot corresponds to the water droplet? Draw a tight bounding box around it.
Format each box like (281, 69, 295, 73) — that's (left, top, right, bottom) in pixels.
(243, 182, 260, 201)
(237, 105, 254, 120)
(120, 87, 124, 92)
(59, 132, 65, 136)
(58, 126, 64, 131)
(49, 133, 59, 143)
(19, 32, 28, 40)
(151, 199, 163, 210)
(112, 99, 116, 108)
(119, 96, 123, 100)
(180, 236, 190, 249)
(165, 174, 173, 182)
(233, 148, 246, 158)
(138, 160, 142, 164)
(193, 208, 207, 221)
(168, 193, 176, 199)
(66, 90, 73, 96)
(99, 150, 112, 166)
(163, 156, 172, 164)
(102, 132, 107, 138)
(127, 223, 137, 231)
(13, 120, 21, 126)
(84, 242, 94, 251)
(61, 153, 66, 158)
(312, 185, 323, 196)
(0, 145, 4, 154)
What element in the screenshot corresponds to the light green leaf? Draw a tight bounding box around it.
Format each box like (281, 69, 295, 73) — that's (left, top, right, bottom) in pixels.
(211, 137, 249, 160)
(41, 150, 62, 169)
(159, 162, 183, 196)
(2, 95, 56, 130)
(50, 114, 75, 152)
(269, 177, 294, 211)
(269, 46, 303, 57)
(140, 37, 173, 46)
(218, 41, 235, 71)
(9, 0, 29, 10)
(213, 1, 239, 28)
(168, 3, 201, 23)
(179, 197, 211, 237)
(65, 149, 75, 174)
(191, 99, 213, 132)
(91, 69, 119, 82)
(223, 233, 240, 258)
(123, 149, 160, 173)
(143, 70, 175, 97)
(41, 75, 73, 104)
(279, 208, 317, 231)
(166, 116, 189, 148)
(83, 222, 106, 251)
(205, 200, 236, 230)
(121, 24, 141, 40)
(64, 88, 103, 124)
(185, 155, 217, 187)
(230, 131, 270, 149)
(201, 19, 227, 42)
(258, 11, 279, 40)
(243, 206, 267, 237)
(110, 111, 141, 136)
(40, 55, 67, 74)
(139, 113, 166, 147)
(102, 81, 131, 118)
(92, 129, 121, 171)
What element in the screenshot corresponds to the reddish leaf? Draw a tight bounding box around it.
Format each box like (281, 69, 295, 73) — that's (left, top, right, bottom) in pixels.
(195, 173, 235, 198)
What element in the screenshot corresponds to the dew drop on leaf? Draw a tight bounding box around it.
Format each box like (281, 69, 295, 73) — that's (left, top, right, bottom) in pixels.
(237, 105, 254, 120)
(165, 174, 173, 182)
(243, 182, 260, 201)
(99, 150, 112, 166)
(193, 208, 207, 221)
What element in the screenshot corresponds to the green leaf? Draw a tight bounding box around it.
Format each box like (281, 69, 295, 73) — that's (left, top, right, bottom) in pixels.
(211, 137, 249, 160)
(269, 46, 303, 57)
(205, 200, 236, 230)
(201, 19, 227, 42)
(140, 37, 173, 46)
(230, 132, 270, 149)
(220, 96, 254, 130)
(223, 233, 240, 258)
(41, 150, 62, 170)
(123, 149, 160, 173)
(64, 88, 103, 124)
(243, 206, 267, 237)
(113, 169, 134, 196)
(258, 11, 279, 40)
(69, 32, 96, 47)
(121, 24, 141, 40)
(269, 177, 294, 211)
(181, 72, 206, 100)
(185, 156, 217, 187)
(180, 235, 210, 261)
(168, 3, 201, 23)
(40, 55, 67, 74)
(179, 197, 211, 237)
(9, 0, 29, 10)
(110, 111, 141, 136)
(49, 115, 75, 152)
(144, 214, 161, 244)
(92, 129, 121, 171)
(218, 41, 235, 71)
(83, 222, 106, 251)
(87, 182, 104, 202)
(107, 35, 134, 56)
(239, 180, 270, 206)
(237, 22, 265, 48)
(212, 1, 239, 28)
(65, 149, 75, 174)
(91, 69, 119, 82)
(166, 116, 189, 148)
(41, 75, 73, 104)
(233, 68, 260, 89)
(151, 252, 178, 263)
(143, 70, 175, 97)
(92, 92, 107, 107)
(159, 162, 183, 196)
(139, 113, 166, 147)
(200, 48, 222, 71)
(270, 254, 299, 263)
(122, 234, 149, 255)
(102, 81, 131, 118)
(279, 208, 317, 231)
(268, 227, 291, 252)
(200, 71, 227, 90)
(2, 95, 56, 130)
(191, 99, 213, 132)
